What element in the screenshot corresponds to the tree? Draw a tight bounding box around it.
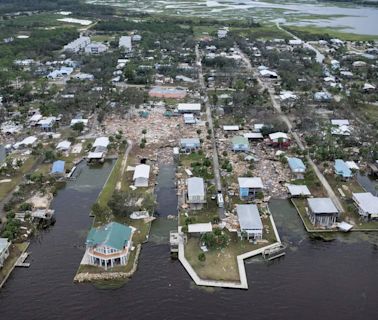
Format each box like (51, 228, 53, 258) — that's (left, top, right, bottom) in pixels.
(72, 122, 84, 133)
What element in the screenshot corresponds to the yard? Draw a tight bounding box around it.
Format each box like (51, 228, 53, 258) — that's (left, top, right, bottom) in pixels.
(184, 222, 276, 282)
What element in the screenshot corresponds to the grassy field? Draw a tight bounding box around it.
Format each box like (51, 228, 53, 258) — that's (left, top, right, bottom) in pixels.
(96, 157, 122, 208)
(0, 156, 39, 200)
(285, 25, 378, 41)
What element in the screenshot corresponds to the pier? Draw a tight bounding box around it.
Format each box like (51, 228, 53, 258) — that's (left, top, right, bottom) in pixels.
(15, 252, 30, 268)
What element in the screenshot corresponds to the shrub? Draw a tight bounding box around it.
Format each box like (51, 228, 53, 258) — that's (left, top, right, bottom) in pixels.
(198, 253, 206, 262)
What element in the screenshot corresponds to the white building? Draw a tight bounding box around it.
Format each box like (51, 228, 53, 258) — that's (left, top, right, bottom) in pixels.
(119, 36, 132, 51)
(236, 204, 263, 240)
(352, 193, 378, 220)
(133, 164, 150, 187)
(63, 36, 90, 53)
(187, 177, 206, 206)
(84, 42, 108, 54)
(177, 103, 201, 113)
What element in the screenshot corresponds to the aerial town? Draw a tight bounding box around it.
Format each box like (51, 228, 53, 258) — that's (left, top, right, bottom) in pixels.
(0, 0, 377, 319)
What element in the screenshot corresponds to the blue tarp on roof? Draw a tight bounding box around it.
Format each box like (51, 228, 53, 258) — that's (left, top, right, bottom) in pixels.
(51, 160, 65, 174)
(288, 157, 306, 172)
(334, 159, 352, 178)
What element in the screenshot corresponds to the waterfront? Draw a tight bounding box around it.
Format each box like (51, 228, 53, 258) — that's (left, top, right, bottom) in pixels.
(88, 0, 378, 35)
(1, 163, 378, 320)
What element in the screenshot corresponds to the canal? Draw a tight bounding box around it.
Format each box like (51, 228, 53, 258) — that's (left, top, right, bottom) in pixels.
(0, 164, 378, 319)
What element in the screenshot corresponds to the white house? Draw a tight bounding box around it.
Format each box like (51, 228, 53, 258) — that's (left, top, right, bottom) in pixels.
(352, 193, 378, 220)
(64, 36, 90, 53)
(133, 164, 150, 187)
(308, 198, 339, 228)
(93, 137, 110, 148)
(177, 103, 201, 113)
(119, 36, 132, 51)
(187, 177, 206, 208)
(236, 204, 263, 240)
(13, 136, 37, 149)
(56, 140, 71, 151)
(84, 42, 108, 54)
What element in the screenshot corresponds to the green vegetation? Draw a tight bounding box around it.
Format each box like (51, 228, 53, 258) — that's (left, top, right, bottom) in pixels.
(96, 158, 122, 209)
(285, 25, 378, 41)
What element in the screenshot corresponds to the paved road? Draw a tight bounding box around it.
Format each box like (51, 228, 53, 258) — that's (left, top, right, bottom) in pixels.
(195, 45, 225, 218)
(237, 45, 344, 212)
(116, 139, 133, 191)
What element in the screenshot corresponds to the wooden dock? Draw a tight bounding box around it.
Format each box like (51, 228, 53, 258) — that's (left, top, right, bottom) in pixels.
(15, 252, 30, 268)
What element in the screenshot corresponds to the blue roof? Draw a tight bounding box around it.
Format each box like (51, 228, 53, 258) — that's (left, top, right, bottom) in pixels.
(288, 157, 306, 172)
(51, 160, 65, 174)
(334, 159, 352, 178)
(86, 222, 132, 250)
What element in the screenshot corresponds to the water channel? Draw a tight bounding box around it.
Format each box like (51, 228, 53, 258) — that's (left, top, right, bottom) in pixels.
(0, 162, 377, 319)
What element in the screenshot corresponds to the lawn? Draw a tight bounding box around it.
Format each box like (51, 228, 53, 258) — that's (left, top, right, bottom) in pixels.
(96, 157, 122, 208)
(185, 227, 275, 282)
(0, 156, 39, 199)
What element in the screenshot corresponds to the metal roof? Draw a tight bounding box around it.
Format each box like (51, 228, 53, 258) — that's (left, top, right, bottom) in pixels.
(133, 164, 150, 180)
(93, 137, 109, 148)
(334, 159, 352, 178)
(237, 204, 263, 230)
(86, 222, 132, 251)
(187, 177, 205, 197)
(269, 132, 289, 141)
(353, 193, 378, 215)
(287, 157, 306, 172)
(287, 184, 311, 196)
(188, 223, 212, 233)
(238, 177, 264, 189)
(308, 198, 338, 214)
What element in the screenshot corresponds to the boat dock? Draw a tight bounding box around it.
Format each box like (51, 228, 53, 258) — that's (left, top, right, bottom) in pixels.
(262, 244, 286, 261)
(15, 252, 30, 268)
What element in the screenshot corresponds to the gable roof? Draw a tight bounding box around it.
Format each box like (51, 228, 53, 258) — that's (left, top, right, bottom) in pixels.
(287, 157, 306, 172)
(86, 222, 132, 251)
(237, 204, 263, 230)
(334, 159, 352, 178)
(352, 193, 378, 215)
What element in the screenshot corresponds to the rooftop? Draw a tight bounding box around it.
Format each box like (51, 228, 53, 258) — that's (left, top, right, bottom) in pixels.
(86, 222, 132, 251)
(308, 198, 338, 214)
(236, 204, 263, 230)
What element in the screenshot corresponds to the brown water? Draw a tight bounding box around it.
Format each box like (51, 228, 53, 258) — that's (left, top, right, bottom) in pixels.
(0, 163, 378, 320)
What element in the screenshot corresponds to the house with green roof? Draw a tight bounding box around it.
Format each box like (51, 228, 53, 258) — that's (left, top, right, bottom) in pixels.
(85, 222, 134, 270)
